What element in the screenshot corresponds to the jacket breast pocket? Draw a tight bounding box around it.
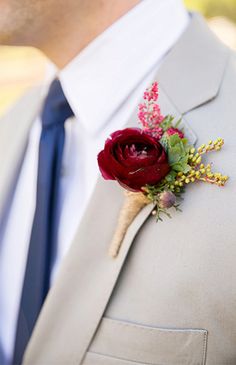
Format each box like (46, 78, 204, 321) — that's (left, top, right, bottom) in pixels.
(83, 317, 208, 365)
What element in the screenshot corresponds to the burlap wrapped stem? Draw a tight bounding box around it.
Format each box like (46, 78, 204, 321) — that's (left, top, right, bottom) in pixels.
(108, 191, 151, 258)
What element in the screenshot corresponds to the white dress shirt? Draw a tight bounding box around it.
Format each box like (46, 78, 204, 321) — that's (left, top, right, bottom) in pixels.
(0, 0, 189, 363)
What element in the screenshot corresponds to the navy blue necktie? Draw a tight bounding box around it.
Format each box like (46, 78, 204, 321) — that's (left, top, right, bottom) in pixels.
(13, 79, 74, 365)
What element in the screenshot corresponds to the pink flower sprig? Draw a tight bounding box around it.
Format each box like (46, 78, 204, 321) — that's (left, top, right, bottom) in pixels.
(138, 82, 164, 139)
(143, 81, 159, 102)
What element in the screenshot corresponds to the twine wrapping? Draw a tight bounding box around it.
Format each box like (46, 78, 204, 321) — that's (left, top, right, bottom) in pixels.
(108, 191, 151, 258)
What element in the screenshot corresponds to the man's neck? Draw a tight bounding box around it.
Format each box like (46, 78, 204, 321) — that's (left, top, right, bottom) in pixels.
(39, 0, 140, 69)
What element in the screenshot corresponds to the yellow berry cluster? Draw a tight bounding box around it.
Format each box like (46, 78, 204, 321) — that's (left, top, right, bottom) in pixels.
(197, 138, 224, 154)
(171, 137, 228, 188)
(188, 147, 202, 166)
(144, 136, 228, 209)
(174, 165, 228, 187)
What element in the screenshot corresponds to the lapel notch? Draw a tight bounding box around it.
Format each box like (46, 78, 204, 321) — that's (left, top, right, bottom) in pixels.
(157, 13, 229, 115)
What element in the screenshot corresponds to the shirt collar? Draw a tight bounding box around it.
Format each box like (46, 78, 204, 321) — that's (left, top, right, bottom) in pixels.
(59, 0, 189, 136)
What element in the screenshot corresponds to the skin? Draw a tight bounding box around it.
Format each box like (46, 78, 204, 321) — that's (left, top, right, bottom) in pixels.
(0, 0, 140, 68)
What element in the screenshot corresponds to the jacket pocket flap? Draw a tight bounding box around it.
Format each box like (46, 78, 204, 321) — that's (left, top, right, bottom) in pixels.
(88, 317, 208, 365)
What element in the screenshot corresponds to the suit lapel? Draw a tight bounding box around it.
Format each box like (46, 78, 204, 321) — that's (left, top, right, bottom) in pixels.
(23, 13, 229, 365)
(0, 87, 43, 224)
(156, 13, 229, 114)
(22, 89, 155, 364)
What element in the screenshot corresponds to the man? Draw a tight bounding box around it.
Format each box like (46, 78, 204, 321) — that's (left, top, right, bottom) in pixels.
(0, 0, 236, 364)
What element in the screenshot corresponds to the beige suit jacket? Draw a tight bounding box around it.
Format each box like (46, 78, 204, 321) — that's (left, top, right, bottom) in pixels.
(1, 14, 236, 365)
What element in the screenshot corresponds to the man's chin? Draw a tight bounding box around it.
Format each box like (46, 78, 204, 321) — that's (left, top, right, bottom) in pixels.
(0, 26, 20, 45)
(0, 34, 13, 45)
(0, 30, 32, 47)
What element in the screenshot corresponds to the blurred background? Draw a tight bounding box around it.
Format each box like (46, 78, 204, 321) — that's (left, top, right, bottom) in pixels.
(0, 0, 236, 117)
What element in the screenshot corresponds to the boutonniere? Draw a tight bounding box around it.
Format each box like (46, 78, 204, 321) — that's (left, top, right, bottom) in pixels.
(98, 82, 229, 258)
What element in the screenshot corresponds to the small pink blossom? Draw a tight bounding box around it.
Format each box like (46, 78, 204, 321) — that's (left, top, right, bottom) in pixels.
(144, 126, 163, 140)
(166, 127, 184, 139)
(143, 81, 158, 101)
(138, 82, 164, 139)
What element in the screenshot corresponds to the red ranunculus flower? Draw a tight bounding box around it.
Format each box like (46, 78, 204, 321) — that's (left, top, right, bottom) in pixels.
(97, 128, 170, 192)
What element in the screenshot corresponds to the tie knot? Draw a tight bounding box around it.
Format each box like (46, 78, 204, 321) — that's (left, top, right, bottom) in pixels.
(41, 79, 74, 128)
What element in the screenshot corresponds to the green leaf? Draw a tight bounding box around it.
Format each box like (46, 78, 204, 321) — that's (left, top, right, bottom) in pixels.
(166, 134, 191, 173)
(165, 170, 177, 182)
(168, 133, 182, 147)
(160, 135, 169, 151)
(160, 115, 175, 132)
